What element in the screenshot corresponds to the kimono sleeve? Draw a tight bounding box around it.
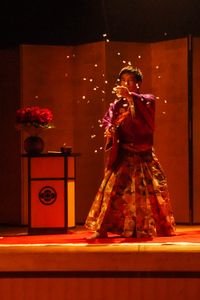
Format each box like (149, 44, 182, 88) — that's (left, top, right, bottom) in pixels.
(133, 93, 155, 131)
(102, 102, 116, 130)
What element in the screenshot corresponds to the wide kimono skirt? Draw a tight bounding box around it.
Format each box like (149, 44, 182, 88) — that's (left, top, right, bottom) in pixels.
(85, 148, 176, 238)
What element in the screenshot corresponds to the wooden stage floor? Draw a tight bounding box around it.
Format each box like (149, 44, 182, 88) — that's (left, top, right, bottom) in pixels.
(0, 225, 200, 275)
(0, 225, 200, 300)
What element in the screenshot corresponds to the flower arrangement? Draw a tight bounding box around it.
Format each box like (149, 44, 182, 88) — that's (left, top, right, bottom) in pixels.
(16, 105, 53, 135)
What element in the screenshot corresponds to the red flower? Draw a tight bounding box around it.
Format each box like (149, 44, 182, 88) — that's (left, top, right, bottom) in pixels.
(16, 106, 53, 129)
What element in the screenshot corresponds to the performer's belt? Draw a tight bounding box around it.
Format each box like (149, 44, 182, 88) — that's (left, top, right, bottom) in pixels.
(121, 143, 152, 153)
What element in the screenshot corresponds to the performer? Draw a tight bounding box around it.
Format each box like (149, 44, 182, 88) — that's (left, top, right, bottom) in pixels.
(85, 66, 176, 239)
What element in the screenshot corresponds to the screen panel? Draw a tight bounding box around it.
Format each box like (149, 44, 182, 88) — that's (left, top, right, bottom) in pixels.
(193, 37, 200, 223)
(152, 38, 189, 223)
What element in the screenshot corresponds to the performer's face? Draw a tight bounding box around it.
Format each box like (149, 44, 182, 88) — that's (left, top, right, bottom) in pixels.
(120, 73, 140, 92)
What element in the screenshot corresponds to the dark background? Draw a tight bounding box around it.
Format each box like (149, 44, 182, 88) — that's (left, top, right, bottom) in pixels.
(0, 0, 200, 47)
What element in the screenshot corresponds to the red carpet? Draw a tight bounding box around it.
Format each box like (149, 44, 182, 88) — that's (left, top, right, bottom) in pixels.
(1, 229, 200, 244)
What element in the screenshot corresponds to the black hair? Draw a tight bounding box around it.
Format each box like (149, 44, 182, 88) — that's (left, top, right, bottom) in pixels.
(118, 66, 143, 83)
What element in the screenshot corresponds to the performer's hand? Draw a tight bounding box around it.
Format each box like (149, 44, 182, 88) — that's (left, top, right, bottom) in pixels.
(113, 85, 133, 102)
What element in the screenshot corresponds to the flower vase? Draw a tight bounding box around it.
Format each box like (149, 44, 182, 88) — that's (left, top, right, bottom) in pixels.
(24, 136, 44, 154)
(16, 105, 53, 154)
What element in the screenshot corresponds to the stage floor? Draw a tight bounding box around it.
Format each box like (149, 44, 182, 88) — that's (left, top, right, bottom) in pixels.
(0, 225, 200, 275)
(1, 225, 200, 300)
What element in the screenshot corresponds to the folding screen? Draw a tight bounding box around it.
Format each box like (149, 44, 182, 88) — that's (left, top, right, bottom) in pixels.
(0, 38, 195, 224)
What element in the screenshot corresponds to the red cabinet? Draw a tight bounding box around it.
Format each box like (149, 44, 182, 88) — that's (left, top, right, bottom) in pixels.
(23, 153, 79, 234)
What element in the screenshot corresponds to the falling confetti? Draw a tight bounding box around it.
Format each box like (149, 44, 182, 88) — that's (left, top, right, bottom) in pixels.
(72, 43, 167, 156)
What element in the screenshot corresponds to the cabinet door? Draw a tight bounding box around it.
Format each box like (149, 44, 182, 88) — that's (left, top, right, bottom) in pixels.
(30, 180, 66, 228)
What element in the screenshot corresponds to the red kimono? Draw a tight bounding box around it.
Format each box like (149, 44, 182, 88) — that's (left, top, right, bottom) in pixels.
(85, 93, 176, 238)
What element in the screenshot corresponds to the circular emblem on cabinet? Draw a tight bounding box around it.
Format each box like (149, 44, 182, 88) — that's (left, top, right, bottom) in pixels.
(39, 186, 57, 205)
